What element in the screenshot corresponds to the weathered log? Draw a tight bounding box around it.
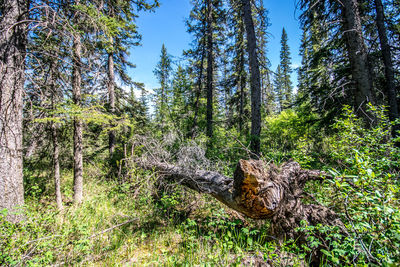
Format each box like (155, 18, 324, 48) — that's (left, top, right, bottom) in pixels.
(141, 159, 344, 240)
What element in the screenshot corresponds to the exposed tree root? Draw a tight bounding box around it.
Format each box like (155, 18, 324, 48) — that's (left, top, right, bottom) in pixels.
(139, 159, 345, 241)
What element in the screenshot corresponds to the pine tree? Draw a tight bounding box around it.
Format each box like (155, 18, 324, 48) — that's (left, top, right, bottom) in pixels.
(298, 0, 386, 124)
(219, 48, 234, 128)
(229, 0, 248, 133)
(373, 0, 399, 135)
(154, 44, 173, 131)
(171, 65, 192, 134)
(185, 0, 207, 138)
(241, 0, 262, 156)
(298, 1, 357, 122)
(136, 82, 149, 120)
(255, 0, 274, 115)
(279, 28, 293, 109)
(206, 0, 214, 138)
(297, 16, 334, 115)
(185, 0, 225, 140)
(94, 0, 159, 158)
(71, 0, 84, 204)
(274, 65, 285, 113)
(297, 29, 309, 98)
(342, 0, 375, 121)
(99, 0, 159, 157)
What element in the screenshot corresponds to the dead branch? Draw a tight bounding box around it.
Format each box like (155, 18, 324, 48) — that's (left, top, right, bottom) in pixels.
(87, 218, 138, 239)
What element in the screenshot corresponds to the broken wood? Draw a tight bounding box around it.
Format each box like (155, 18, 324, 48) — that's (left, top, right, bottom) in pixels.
(140, 158, 345, 240)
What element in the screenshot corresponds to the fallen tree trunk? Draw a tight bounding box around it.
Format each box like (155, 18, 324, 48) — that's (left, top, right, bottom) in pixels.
(141, 159, 345, 240)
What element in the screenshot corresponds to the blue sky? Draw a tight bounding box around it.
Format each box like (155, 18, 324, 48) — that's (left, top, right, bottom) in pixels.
(128, 0, 302, 91)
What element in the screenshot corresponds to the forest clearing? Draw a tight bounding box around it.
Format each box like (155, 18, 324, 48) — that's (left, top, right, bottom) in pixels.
(1, 0, 400, 266)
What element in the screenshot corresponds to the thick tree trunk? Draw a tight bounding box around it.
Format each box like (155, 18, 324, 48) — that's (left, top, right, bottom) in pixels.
(0, 0, 27, 222)
(107, 53, 116, 156)
(72, 32, 84, 204)
(374, 0, 399, 136)
(241, 0, 261, 156)
(143, 159, 344, 240)
(206, 0, 214, 139)
(341, 0, 375, 122)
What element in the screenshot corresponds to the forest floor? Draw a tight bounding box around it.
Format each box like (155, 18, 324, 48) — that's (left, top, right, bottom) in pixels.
(3, 109, 400, 266)
(2, 164, 306, 266)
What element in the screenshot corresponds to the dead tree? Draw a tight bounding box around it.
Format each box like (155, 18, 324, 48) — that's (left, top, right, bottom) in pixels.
(140, 159, 344, 240)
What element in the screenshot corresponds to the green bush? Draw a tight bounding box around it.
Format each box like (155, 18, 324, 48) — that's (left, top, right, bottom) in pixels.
(261, 108, 324, 168)
(297, 105, 400, 265)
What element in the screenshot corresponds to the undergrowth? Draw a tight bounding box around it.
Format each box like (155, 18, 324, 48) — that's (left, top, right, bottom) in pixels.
(1, 105, 400, 266)
(1, 165, 302, 266)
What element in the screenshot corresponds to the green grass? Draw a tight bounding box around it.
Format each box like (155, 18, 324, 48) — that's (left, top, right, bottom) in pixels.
(1, 164, 305, 266)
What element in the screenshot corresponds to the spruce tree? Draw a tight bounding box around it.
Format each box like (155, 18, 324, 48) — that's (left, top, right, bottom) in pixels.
(373, 0, 399, 135)
(241, 0, 262, 156)
(171, 65, 192, 134)
(71, 0, 84, 204)
(255, 0, 274, 115)
(154, 44, 172, 131)
(298, 0, 391, 124)
(279, 28, 293, 109)
(342, 0, 375, 121)
(185, 0, 225, 139)
(229, 0, 248, 133)
(298, 1, 355, 122)
(185, 0, 207, 138)
(206, 0, 214, 138)
(274, 65, 285, 113)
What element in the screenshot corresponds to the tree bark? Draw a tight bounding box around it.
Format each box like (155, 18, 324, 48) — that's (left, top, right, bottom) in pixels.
(52, 119, 63, 211)
(107, 52, 116, 156)
(191, 35, 205, 139)
(374, 0, 399, 136)
(341, 0, 375, 122)
(50, 65, 63, 211)
(0, 0, 27, 222)
(72, 9, 84, 203)
(241, 0, 262, 156)
(238, 28, 246, 133)
(142, 159, 344, 240)
(206, 0, 214, 139)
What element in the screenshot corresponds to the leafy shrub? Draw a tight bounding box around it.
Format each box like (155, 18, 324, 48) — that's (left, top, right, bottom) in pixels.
(261, 108, 324, 167)
(297, 105, 400, 265)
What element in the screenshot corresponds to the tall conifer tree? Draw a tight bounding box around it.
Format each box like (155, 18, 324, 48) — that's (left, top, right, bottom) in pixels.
(241, 0, 262, 156)
(279, 28, 293, 109)
(154, 44, 172, 130)
(185, 0, 224, 140)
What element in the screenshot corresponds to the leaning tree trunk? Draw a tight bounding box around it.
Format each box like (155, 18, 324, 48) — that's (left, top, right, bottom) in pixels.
(0, 0, 28, 222)
(241, 0, 262, 156)
(142, 159, 344, 241)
